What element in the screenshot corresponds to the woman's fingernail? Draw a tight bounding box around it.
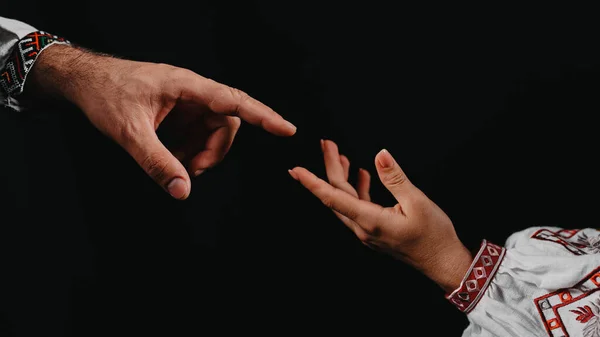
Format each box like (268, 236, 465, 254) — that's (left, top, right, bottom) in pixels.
(167, 178, 188, 199)
(194, 169, 205, 177)
(288, 169, 299, 180)
(377, 149, 394, 168)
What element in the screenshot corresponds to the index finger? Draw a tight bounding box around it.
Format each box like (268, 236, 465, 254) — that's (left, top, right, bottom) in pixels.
(289, 167, 383, 224)
(178, 73, 296, 136)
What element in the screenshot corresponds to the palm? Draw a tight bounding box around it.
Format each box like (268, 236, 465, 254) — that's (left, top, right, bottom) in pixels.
(316, 140, 419, 254)
(157, 102, 240, 175)
(289, 142, 470, 292)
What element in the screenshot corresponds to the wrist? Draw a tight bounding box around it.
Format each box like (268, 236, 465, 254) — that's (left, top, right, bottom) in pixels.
(25, 43, 116, 109)
(419, 240, 473, 293)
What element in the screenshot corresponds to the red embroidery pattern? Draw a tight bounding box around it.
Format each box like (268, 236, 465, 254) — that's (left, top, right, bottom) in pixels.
(446, 240, 506, 313)
(0, 31, 69, 97)
(535, 267, 600, 337)
(570, 305, 594, 323)
(532, 229, 600, 255)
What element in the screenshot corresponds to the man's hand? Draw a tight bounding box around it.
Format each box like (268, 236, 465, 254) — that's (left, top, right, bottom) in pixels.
(27, 44, 296, 199)
(289, 140, 472, 292)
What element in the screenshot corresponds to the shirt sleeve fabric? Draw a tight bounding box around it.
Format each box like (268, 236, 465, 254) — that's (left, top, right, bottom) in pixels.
(447, 227, 600, 337)
(0, 16, 70, 111)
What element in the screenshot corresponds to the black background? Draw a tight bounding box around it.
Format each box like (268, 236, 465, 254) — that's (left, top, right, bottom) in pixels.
(2, 2, 600, 336)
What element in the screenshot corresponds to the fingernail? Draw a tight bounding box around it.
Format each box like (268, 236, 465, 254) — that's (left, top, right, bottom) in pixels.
(320, 139, 324, 151)
(167, 178, 188, 199)
(285, 120, 297, 133)
(377, 149, 394, 168)
(194, 169, 205, 177)
(288, 169, 299, 180)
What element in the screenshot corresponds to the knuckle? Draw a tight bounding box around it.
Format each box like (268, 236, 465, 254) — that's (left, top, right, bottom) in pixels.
(320, 194, 335, 209)
(228, 86, 248, 100)
(141, 153, 169, 183)
(343, 205, 360, 221)
(162, 65, 186, 84)
(207, 86, 248, 116)
(228, 87, 250, 116)
(158, 65, 191, 101)
(384, 169, 408, 187)
(320, 189, 341, 211)
(157, 62, 178, 70)
(167, 65, 193, 79)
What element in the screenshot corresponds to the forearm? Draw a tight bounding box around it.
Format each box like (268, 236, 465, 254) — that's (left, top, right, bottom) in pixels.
(24, 43, 115, 109)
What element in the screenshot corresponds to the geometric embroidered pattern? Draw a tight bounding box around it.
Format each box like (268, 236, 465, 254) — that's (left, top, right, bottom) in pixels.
(531, 228, 600, 256)
(534, 266, 600, 337)
(0, 31, 69, 97)
(446, 240, 506, 313)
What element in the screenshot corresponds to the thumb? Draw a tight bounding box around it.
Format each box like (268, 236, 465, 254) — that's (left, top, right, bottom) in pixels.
(126, 129, 191, 200)
(375, 149, 413, 202)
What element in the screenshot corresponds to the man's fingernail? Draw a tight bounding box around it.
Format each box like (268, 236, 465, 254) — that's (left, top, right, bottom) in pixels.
(288, 169, 299, 180)
(167, 178, 187, 199)
(285, 120, 297, 133)
(194, 169, 205, 177)
(377, 149, 394, 168)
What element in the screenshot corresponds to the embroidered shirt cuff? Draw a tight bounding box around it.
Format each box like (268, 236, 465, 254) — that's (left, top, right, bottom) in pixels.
(445, 240, 506, 313)
(0, 31, 70, 110)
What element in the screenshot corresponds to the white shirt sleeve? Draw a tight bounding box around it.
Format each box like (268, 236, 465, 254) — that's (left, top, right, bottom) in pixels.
(0, 17, 37, 67)
(0, 16, 69, 111)
(447, 227, 600, 337)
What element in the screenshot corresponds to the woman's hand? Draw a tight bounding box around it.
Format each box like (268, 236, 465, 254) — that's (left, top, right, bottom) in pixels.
(288, 140, 472, 292)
